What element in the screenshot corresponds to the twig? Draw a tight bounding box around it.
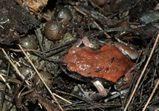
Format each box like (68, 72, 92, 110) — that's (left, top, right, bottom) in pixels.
(18, 44, 72, 111)
(35, 28, 45, 53)
(1, 48, 30, 86)
(124, 32, 159, 111)
(93, 21, 111, 38)
(142, 79, 159, 111)
(73, 6, 111, 38)
(8, 48, 39, 52)
(73, 6, 87, 16)
(0, 73, 11, 90)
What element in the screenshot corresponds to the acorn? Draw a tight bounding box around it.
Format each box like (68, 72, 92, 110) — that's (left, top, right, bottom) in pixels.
(33, 71, 53, 88)
(57, 7, 72, 24)
(19, 66, 34, 79)
(19, 35, 38, 49)
(44, 21, 63, 41)
(90, 0, 108, 7)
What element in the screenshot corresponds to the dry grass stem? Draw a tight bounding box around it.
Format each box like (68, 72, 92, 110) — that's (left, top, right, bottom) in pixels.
(1, 48, 30, 86)
(142, 79, 159, 111)
(93, 21, 111, 38)
(0, 73, 11, 90)
(74, 6, 111, 38)
(18, 44, 72, 111)
(124, 32, 159, 111)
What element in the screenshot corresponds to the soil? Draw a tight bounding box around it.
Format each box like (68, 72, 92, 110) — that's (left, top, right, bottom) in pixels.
(0, 0, 38, 45)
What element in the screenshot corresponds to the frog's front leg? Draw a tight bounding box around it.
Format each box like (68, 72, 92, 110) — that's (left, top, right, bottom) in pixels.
(92, 80, 109, 97)
(73, 36, 97, 48)
(114, 42, 140, 60)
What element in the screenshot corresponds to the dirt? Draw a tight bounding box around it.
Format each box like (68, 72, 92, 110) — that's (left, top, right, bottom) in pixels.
(0, 0, 38, 45)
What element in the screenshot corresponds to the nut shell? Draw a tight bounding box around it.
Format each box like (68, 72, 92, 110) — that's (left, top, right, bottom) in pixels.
(44, 21, 63, 41)
(19, 66, 34, 79)
(57, 7, 72, 24)
(90, 0, 108, 7)
(33, 71, 53, 88)
(19, 35, 38, 49)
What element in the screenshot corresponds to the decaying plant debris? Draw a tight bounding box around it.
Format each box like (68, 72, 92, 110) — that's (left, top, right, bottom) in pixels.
(0, 0, 39, 45)
(0, 0, 159, 111)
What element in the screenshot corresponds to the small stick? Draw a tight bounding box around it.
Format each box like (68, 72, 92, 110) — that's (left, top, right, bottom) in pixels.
(93, 21, 111, 38)
(9, 48, 39, 52)
(142, 79, 159, 111)
(1, 48, 30, 86)
(124, 33, 159, 111)
(0, 73, 11, 90)
(73, 6, 111, 38)
(18, 45, 72, 111)
(73, 6, 87, 16)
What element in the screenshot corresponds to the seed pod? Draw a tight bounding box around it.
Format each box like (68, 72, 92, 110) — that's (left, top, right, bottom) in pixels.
(19, 66, 34, 79)
(44, 21, 63, 41)
(33, 71, 53, 88)
(57, 7, 72, 24)
(90, 0, 108, 7)
(19, 35, 38, 49)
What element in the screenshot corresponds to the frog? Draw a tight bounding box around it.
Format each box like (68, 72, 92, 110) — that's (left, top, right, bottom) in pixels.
(62, 36, 138, 99)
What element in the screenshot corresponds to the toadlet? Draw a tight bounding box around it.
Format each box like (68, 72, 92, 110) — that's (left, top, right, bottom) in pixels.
(62, 37, 138, 98)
